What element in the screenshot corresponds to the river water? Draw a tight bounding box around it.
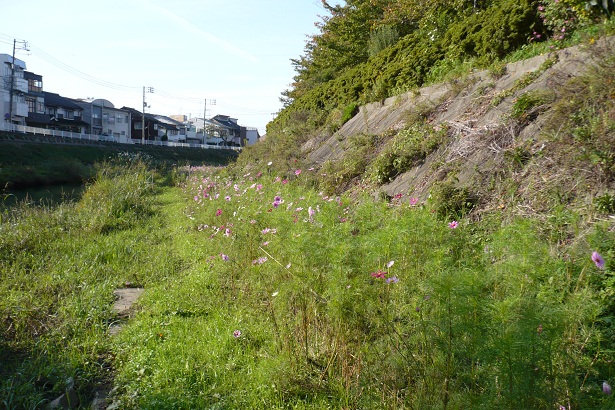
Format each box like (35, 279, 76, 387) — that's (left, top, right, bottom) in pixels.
(1, 184, 86, 209)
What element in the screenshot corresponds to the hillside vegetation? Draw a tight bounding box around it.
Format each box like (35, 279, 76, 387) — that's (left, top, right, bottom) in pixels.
(237, 0, 615, 220)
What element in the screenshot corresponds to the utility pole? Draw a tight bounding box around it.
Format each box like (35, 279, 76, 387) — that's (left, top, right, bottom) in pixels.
(7, 39, 29, 125)
(203, 98, 216, 132)
(141, 86, 153, 144)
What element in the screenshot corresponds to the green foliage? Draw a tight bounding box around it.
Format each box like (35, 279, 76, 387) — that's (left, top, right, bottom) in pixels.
(547, 50, 615, 178)
(511, 89, 556, 119)
(538, 0, 613, 42)
(594, 192, 615, 213)
(368, 25, 400, 57)
(77, 158, 155, 234)
(2, 163, 615, 408)
(366, 122, 448, 184)
(319, 133, 378, 194)
(444, 0, 537, 61)
(430, 179, 476, 219)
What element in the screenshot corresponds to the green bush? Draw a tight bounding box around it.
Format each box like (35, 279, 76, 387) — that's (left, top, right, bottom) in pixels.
(368, 25, 400, 57)
(430, 180, 476, 219)
(366, 122, 448, 184)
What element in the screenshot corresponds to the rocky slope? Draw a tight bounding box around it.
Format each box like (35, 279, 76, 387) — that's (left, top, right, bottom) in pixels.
(302, 37, 615, 221)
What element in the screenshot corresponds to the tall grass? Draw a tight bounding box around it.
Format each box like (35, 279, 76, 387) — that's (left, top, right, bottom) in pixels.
(112, 165, 613, 409)
(1, 160, 614, 409)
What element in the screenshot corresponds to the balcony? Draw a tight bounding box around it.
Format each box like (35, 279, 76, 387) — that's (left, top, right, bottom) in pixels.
(13, 77, 28, 93)
(13, 102, 28, 117)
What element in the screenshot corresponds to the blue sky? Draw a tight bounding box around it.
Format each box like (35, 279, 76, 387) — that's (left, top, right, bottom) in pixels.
(0, 0, 328, 134)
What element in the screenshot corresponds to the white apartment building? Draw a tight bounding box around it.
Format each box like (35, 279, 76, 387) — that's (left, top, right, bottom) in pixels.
(1, 53, 28, 125)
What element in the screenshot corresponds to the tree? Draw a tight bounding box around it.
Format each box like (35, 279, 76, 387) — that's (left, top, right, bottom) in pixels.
(205, 124, 233, 146)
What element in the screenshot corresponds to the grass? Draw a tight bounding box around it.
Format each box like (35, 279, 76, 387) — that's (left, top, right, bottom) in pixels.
(0, 133, 238, 189)
(1, 158, 614, 409)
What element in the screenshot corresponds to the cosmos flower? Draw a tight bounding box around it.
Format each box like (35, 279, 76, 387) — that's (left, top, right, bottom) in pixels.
(386, 276, 399, 284)
(252, 257, 268, 265)
(308, 207, 316, 217)
(448, 221, 459, 229)
(216, 209, 223, 216)
(371, 270, 387, 279)
(409, 197, 418, 206)
(295, 169, 302, 176)
(220, 253, 229, 261)
(592, 251, 605, 269)
(233, 330, 242, 338)
(603, 381, 612, 395)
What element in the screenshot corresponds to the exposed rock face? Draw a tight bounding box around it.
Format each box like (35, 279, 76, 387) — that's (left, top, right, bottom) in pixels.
(304, 37, 615, 208)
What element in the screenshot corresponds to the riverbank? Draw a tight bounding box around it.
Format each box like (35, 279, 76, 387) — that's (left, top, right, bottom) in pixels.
(0, 131, 238, 189)
(1, 160, 613, 409)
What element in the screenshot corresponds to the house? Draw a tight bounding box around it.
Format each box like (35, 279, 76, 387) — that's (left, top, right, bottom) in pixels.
(1, 53, 28, 125)
(41, 91, 88, 133)
(121, 106, 163, 142)
(152, 114, 187, 142)
(242, 126, 261, 146)
(209, 114, 245, 146)
(73, 98, 132, 143)
(23, 71, 50, 129)
(182, 116, 215, 144)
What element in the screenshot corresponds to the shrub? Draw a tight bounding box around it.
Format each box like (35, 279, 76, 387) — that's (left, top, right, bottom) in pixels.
(430, 180, 476, 219)
(366, 122, 448, 184)
(368, 25, 400, 57)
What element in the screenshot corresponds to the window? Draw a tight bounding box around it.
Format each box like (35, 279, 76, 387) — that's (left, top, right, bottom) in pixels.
(26, 98, 36, 113)
(37, 101, 44, 113)
(28, 79, 42, 93)
(65, 110, 74, 120)
(116, 114, 123, 123)
(134, 122, 142, 130)
(46, 107, 56, 116)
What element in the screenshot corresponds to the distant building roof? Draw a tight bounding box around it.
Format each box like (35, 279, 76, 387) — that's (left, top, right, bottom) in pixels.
(43, 92, 83, 110)
(211, 114, 241, 131)
(25, 112, 52, 125)
(24, 71, 42, 81)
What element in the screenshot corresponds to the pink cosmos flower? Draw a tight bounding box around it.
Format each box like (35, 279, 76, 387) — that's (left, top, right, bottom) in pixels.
(252, 257, 268, 265)
(295, 169, 302, 176)
(448, 221, 459, 229)
(220, 253, 229, 261)
(592, 251, 605, 269)
(216, 209, 223, 216)
(386, 276, 399, 284)
(371, 270, 387, 279)
(233, 330, 241, 338)
(409, 197, 418, 206)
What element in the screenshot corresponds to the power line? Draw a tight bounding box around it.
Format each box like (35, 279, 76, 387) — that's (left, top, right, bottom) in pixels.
(0, 33, 274, 126)
(28, 44, 140, 92)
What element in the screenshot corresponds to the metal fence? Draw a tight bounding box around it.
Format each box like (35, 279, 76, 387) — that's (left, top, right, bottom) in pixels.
(0, 122, 241, 151)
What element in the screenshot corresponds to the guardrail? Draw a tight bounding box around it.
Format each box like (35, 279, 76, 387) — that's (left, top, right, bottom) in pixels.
(0, 122, 242, 151)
